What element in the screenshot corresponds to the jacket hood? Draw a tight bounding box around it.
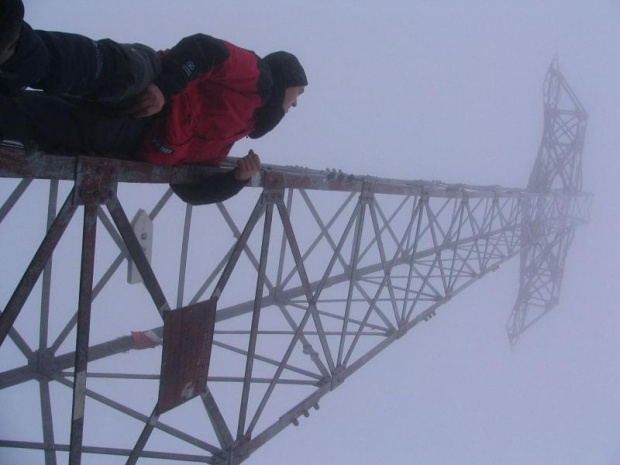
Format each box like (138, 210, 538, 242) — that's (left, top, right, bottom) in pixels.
(249, 51, 307, 139)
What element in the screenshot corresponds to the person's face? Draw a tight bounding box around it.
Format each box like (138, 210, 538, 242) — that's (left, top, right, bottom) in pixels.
(282, 86, 305, 113)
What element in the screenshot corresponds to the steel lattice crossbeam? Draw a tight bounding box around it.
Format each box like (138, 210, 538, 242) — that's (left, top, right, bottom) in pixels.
(0, 60, 591, 465)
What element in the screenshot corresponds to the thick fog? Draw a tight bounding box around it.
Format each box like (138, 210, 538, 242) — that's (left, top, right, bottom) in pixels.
(1, 1, 619, 464)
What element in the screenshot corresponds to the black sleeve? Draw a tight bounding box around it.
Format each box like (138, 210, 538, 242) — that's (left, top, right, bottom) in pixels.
(154, 34, 230, 99)
(0, 22, 50, 95)
(170, 170, 248, 205)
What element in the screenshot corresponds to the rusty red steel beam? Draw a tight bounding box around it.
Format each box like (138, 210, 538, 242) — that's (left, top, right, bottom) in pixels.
(1, 146, 538, 198)
(68, 204, 98, 465)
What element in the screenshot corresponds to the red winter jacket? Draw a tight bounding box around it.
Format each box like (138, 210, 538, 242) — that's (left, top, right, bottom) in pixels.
(140, 34, 273, 166)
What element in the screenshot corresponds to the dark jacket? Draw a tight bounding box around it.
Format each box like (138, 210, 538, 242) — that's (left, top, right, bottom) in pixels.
(0, 21, 150, 100)
(170, 170, 248, 205)
(141, 34, 274, 166)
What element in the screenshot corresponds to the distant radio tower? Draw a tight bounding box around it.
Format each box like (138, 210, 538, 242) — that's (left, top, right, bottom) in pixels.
(0, 60, 590, 464)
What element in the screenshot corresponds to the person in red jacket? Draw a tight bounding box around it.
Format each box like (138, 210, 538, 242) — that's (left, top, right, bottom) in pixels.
(0, 1, 308, 204)
(135, 36, 307, 167)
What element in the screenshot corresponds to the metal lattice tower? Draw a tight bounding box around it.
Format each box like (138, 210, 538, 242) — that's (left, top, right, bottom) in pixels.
(506, 58, 590, 345)
(0, 60, 591, 464)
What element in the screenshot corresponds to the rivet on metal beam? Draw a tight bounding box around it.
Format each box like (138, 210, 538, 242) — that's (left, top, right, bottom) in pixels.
(73, 157, 119, 205)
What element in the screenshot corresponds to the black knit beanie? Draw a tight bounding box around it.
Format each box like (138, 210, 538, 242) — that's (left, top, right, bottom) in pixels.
(249, 51, 308, 139)
(0, 0, 24, 51)
(263, 51, 308, 89)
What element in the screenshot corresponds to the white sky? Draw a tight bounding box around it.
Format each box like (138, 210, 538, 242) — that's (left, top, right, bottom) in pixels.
(2, 1, 620, 464)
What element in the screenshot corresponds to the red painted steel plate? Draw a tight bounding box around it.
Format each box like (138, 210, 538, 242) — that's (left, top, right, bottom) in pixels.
(157, 299, 216, 413)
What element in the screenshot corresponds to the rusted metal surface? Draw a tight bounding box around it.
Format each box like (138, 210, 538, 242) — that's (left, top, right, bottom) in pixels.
(0, 145, 224, 184)
(68, 205, 97, 465)
(157, 299, 217, 414)
(1, 145, 570, 200)
(73, 157, 118, 205)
